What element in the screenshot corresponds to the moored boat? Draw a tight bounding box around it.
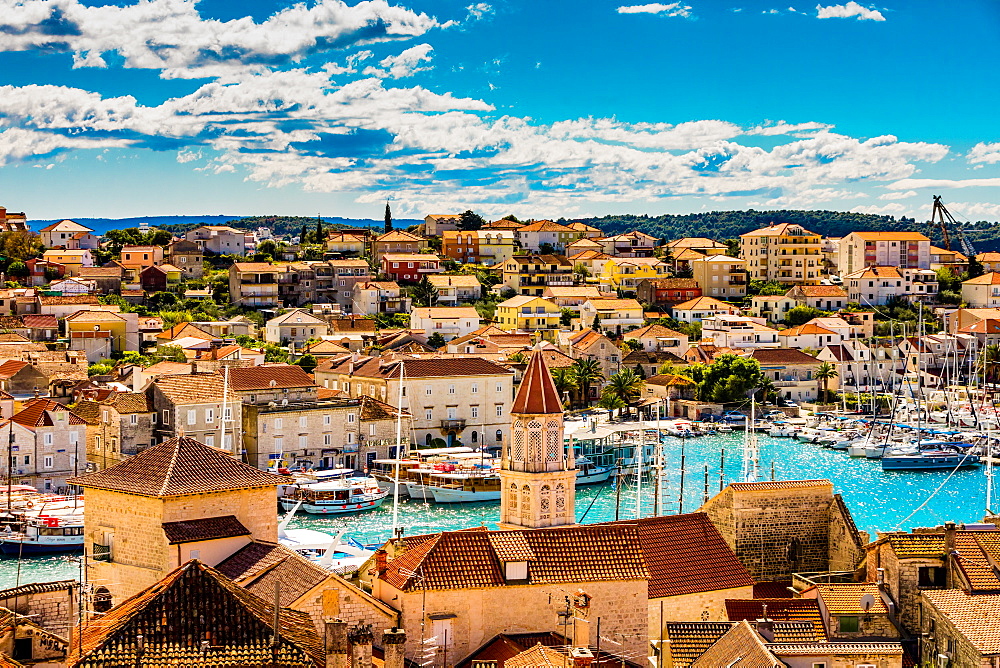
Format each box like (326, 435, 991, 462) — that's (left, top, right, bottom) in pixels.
(279, 476, 389, 514)
(0, 514, 84, 554)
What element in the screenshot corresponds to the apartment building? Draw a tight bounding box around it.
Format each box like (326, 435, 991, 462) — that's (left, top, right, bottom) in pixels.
(228, 262, 280, 307)
(381, 254, 442, 283)
(671, 296, 741, 323)
(579, 298, 644, 333)
(495, 295, 561, 337)
(426, 275, 481, 305)
(844, 265, 939, 306)
(593, 231, 658, 257)
(424, 213, 461, 235)
(353, 281, 411, 315)
(500, 255, 574, 296)
(961, 272, 1000, 308)
(749, 348, 822, 403)
(0, 398, 87, 493)
(185, 225, 246, 255)
(701, 315, 780, 349)
(515, 220, 584, 253)
(740, 222, 822, 285)
(146, 373, 243, 454)
(324, 231, 368, 257)
(410, 307, 482, 341)
(441, 230, 515, 265)
(690, 254, 747, 300)
(839, 231, 931, 274)
(598, 257, 671, 294)
(635, 278, 701, 307)
(119, 245, 164, 276)
(372, 230, 427, 261)
(786, 284, 849, 311)
(165, 239, 204, 279)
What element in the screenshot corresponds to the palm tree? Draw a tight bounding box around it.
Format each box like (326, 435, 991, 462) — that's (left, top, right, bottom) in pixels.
(571, 358, 605, 407)
(603, 368, 645, 419)
(597, 392, 625, 418)
(980, 344, 1000, 387)
(757, 376, 778, 406)
(551, 367, 578, 408)
(815, 362, 839, 404)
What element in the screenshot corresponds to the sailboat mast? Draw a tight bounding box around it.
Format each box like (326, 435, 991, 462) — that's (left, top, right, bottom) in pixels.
(634, 424, 644, 519)
(391, 360, 405, 536)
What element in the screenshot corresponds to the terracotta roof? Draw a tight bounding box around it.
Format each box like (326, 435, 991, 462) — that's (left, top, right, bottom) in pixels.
(778, 323, 837, 337)
(0, 361, 28, 380)
(767, 642, 903, 656)
(505, 644, 566, 668)
(843, 265, 905, 279)
(848, 231, 930, 241)
(511, 350, 562, 414)
(922, 590, 1000, 655)
(383, 524, 647, 591)
(808, 583, 888, 615)
(39, 294, 100, 306)
(376, 230, 425, 243)
(507, 255, 572, 267)
(216, 542, 332, 608)
(531, 348, 576, 369)
(161, 515, 251, 544)
(21, 315, 57, 329)
(960, 318, 1000, 334)
(327, 355, 512, 380)
(626, 324, 688, 340)
(73, 560, 322, 667)
(517, 220, 573, 232)
(358, 395, 410, 421)
(542, 286, 603, 298)
(78, 267, 123, 278)
(232, 262, 277, 272)
(10, 398, 86, 427)
(793, 285, 849, 297)
(427, 275, 482, 288)
(665, 237, 727, 249)
(382, 253, 437, 262)
(673, 296, 733, 311)
(151, 372, 227, 403)
(883, 533, 946, 558)
(740, 223, 818, 237)
(633, 513, 753, 598)
(622, 350, 686, 365)
(978, 252, 1000, 262)
(691, 620, 782, 667)
(749, 348, 821, 365)
(585, 298, 642, 311)
(225, 365, 316, 391)
(728, 480, 832, 492)
(644, 373, 696, 387)
(642, 278, 700, 289)
(965, 271, 1000, 285)
(725, 599, 826, 640)
(412, 306, 480, 319)
(69, 435, 289, 497)
(663, 622, 733, 667)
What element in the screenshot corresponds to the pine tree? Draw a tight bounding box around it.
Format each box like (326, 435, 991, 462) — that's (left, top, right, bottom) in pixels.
(384, 201, 393, 233)
(592, 312, 601, 332)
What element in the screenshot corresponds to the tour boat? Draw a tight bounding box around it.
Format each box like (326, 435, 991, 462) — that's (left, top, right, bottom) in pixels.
(427, 472, 502, 503)
(279, 476, 389, 515)
(575, 456, 614, 485)
(0, 514, 84, 554)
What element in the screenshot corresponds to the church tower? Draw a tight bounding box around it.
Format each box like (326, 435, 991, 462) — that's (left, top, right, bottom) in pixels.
(500, 352, 576, 529)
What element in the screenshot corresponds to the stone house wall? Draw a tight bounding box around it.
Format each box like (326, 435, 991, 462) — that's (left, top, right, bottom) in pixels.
(781, 653, 902, 668)
(921, 598, 992, 668)
(293, 576, 397, 634)
(866, 541, 945, 635)
(648, 585, 755, 641)
(0, 583, 77, 638)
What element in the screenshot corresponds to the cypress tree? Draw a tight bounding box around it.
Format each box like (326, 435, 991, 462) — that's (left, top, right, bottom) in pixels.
(384, 201, 393, 233)
(315, 216, 324, 243)
(300, 223, 308, 244)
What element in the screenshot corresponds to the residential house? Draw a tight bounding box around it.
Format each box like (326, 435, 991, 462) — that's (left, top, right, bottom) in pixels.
(78, 266, 124, 294)
(38, 220, 94, 248)
(0, 398, 87, 492)
(977, 251, 1000, 274)
(165, 239, 204, 278)
(264, 308, 330, 347)
(0, 360, 48, 396)
(41, 249, 93, 276)
(564, 237, 603, 256)
(641, 373, 696, 408)
(748, 294, 796, 323)
(515, 220, 584, 253)
(664, 237, 728, 256)
(958, 317, 1000, 349)
(37, 293, 100, 318)
(668, 247, 706, 274)
(25, 258, 64, 286)
(352, 281, 411, 315)
(593, 231, 658, 257)
(445, 326, 531, 357)
(702, 315, 780, 349)
(740, 222, 823, 285)
(427, 275, 482, 305)
(73, 392, 155, 471)
(688, 254, 747, 301)
(49, 277, 95, 294)
(381, 253, 441, 283)
(579, 298, 644, 334)
(424, 213, 461, 235)
(929, 245, 968, 274)
(845, 265, 939, 305)
(776, 322, 845, 351)
(65, 310, 140, 362)
(501, 255, 575, 296)
(315, 356, 514, 448)
(139, 264, 182, 293)
(671, 296, 741, 323)
(921, 591, 1000, 667)
(0, 205, 27, 232)
(839, 230, 932, 274)
(748, 348, 823, 402)
(564, 221, 604, 238)
(119, 245, 164, 277)
(624, 323, 691, 356)
(441, 230, 515, 266)
(566, 250, 614, 282)
(542, 286, 605, 315)
(495, 296, 561, 338)
(635, 278, 701, 307)
(482, 218, 524, 232)
(411, 307, 483, 342)
(146, 373, 243, 452)
(324, 231, 368, 257)
(786, 284, 849, 311)
(373, 230, 427, 261)
(624, 349, 686, 379)
(185, 225, 246, 255)
(307, 258, 372, 312)
(598, 257, 670, 294)
(962, 272, 1000, 308)
(22, 314, 59, 342)
(228, 262, 279, 307)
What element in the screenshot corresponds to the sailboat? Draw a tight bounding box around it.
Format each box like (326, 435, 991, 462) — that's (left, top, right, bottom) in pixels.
(277, 500, 373, 571)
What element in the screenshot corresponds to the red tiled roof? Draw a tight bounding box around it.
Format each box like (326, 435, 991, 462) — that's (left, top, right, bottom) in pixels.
(151, 373, 226, 404)
(69, 436, 290, 497)
(511, 351, 562, 415)
(0, 360, 28, 379)
(922, 590, 1000, 655)
(748, 348, 821, 365)
(21, 315, 57, 329)
(663, 622, 734, 667)
(325, 355, 512, 380)
(725, 599, 826, 640)
(728, 480, 831, 492)
(10, 398, 87, 427)
(225, 365, 316, 391)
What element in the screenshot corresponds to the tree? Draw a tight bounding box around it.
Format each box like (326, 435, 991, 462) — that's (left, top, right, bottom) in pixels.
(458, 210, 485, 231)
(507, 351, 527, 364)
(621, 338, 642, 352)
(815, 361, 839, 404)
(295, 353, 319, 374)
(696, 353, 762, 403)
(300, 224, 308, 244)
(571, 358, 605, 407)
(748, 279, 789, 297)
(784, 305, 826, 327)
(147, 291, 179, 310)
(384, 201, 393, 233)
(592, 312, 601, 332)
(597, 392, 625, 416)
(157, 345, 187, 363)
(633, 363, 646, 379)
(0, 231, 43, 262)
(6, 261, 27, 279)
(725, 238, 741, 257)
(980, 344, 1000, 388)
(88, 363, 114, 376)
(539, 242, 555, 255)
(757, 376, 778, 405)
(602, 369, 644, 419)
(968, 254, 985, 279)
(315, 217, 324, 243)
(560, 308, 575, 327)
(501, 214, 521, 223)
(551, 367, 578, 407)
(257, 239, 277, 259)
(410, 275, 439, 307)
(427, 332, 446, 349)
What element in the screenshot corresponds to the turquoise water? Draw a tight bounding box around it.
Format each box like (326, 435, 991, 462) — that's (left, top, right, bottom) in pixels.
(0, 433, 990, 588)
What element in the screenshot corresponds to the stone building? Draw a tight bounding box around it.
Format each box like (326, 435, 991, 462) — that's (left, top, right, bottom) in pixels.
(500, 351, 576, 530)
(700, 479, 866, 583)
(73, 391, 155, 471)
(165, 239, 204, 279)
(0, 398, 87, 492)
(241, 397, 362, 470)
(799, 582, 900, 640)
(0, 580, 77, 641)
(920, 590, 1000, 667)
(145, 373, 243, 453)
(0, 605, 69, 666)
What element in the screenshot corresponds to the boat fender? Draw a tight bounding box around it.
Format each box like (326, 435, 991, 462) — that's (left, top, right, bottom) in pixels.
(25, 501, 33, 509)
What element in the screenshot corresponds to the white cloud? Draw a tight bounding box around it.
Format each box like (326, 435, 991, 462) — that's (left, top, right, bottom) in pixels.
(749, 120, 833, 136)
(968, 142, 1000, 165)
(852, 203, 908, 215)
(616, 3, 693, 17)
(363, 43, 434, 78)
(888, 177, 1000, 190)
(0, 0, 443, 79)
(465, 3, 493, 20)
(945, 202, 1000, 220)
(816, 2, 885, 21)
(878, 190, 917, 200)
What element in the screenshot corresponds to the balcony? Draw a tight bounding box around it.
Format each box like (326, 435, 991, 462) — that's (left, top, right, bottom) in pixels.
(440, 419, 466, 430)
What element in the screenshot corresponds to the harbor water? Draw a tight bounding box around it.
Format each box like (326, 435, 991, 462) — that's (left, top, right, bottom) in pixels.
(0, 431, 990, 588)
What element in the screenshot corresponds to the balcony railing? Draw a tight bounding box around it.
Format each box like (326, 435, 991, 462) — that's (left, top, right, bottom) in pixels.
(440, 419, 466, 430)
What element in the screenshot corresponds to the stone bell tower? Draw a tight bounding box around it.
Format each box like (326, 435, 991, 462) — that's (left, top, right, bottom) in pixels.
(500, 352, 576, 529)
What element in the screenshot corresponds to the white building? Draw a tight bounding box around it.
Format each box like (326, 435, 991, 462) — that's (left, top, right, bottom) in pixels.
(838, 231, 931, 275)
(962, 272, 1000, 309)
(844, 265, 938, 306)
(671, 296, 741, 323)
(410, 307, 482, 341)
(264, 308, 331, 347)
(701, 315, 779, 349)
(427, 275, 482, 305)
(185, 225, 247, 255)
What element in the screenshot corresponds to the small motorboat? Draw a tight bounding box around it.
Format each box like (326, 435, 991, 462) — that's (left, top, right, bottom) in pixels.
(0, 514, 84, 555)
(277, 501, 373, 572)
(279, 475, 389, 515)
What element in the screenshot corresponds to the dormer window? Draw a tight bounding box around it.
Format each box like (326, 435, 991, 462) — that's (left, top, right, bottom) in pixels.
(504, 561, 528, 581)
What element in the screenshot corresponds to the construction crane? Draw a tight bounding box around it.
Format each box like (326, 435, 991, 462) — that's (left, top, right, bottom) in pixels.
(930, 195, 977, 258)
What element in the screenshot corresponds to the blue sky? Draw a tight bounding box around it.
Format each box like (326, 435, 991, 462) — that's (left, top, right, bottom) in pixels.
(1, 0, 999, 222)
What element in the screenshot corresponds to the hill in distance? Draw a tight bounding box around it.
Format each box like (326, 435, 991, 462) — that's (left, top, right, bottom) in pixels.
(31, 214, 422, 237)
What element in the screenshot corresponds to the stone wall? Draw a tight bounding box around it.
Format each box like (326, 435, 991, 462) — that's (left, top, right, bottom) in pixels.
(921, 597, 991, 668)
(648, 585, 755, 641)
(293, 575, 397, 634)
(866, 541, 945, 635)
(0, 582, 76, 638)
(781, 653, 902, 668)
(828, 613, 898, 640)
(828, 493, 866, 572)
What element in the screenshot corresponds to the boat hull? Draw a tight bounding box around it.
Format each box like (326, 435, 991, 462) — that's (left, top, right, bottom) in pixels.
(0, 539, 83, 555)
(279, 496, 387, 515)
(429, 487, 502, 503)
(881, 455, 981, 470)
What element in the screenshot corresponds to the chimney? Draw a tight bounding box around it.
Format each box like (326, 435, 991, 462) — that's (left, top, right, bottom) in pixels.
(348, 624, 374, 668)
(382, 628, 406, 668)
(754, 617, 775, 642)
(325, 619, 349, 668)
(944, 521, 957, 552)
(571, 647, 594, 668)
(375, 549, 388, 577)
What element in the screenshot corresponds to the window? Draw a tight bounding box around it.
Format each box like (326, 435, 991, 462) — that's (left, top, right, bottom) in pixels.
(205, 434, 214, 447)
(425, 409, 433, 421)
(43, 455, 53, 469)
(299, 435, 308, 449)
(299, 416, 308, 429)
(471, 383, 478, 394)
(43, 433, 53, 446)
(205, 408, 214, 423)
(369, 423, 376, 436)
(69, 431, 79, 445)
(496, 429, 503, 443)
(223, 407, 231, 421)
(347, 432, 354, 443)
(187, 409, 196, 426)
(347, 413, 356, 423)
(324, 434, 332, 446)
(102, 410, 109, 423)
(22, 455, 29, 466)
(130, 413, 138, 425)
(496, 404, 503, 417)
(471, 406, 479, 419)
(919, 566, 947, 588)
(497, 382, 503, 393)
(425, 385, 432, 395)
(447, 407, 457, 420)
(274, 437, 283, 452)
(274, 418, 283, 430)
(837, 616, 859, 633)
(324, 414, 331, 426)
(448, 384, 456, 394)
(810, 663, 827, 668)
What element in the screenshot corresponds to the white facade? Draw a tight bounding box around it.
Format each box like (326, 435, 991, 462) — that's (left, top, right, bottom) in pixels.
(839, 232, 931, 275)
(701, 315, 779, 349)
(844, 266, 938, 306)
(410, 307, 482, 341)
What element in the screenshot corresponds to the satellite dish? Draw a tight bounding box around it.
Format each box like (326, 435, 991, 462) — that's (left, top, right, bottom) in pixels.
(859, 593, 876, 613)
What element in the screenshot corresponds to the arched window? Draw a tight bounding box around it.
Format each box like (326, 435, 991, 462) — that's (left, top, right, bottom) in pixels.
(471, 431, 478, 443)
(93, 587, 113, 613)
(496, 429, 503, 444)
(508, 483, 518, 511)
(425, 433, 432, 446)
(540, 484, 551, 519)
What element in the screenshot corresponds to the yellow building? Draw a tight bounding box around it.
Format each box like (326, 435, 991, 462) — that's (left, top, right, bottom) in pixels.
(65, 310, 133, 362)
(690, 254, 747, 299)
(41, 249, 94, 276)
(495, 295, 561, 336)
(740, 222, 822, 285)
(598, 257, 670, 294)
